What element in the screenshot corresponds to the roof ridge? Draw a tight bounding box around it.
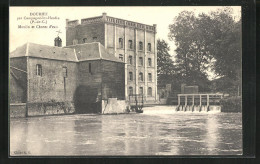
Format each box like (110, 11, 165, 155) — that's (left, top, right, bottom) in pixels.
(25, 42, 30, 56)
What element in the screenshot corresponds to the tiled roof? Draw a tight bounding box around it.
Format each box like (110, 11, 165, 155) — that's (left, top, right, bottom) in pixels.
(10, 42, 123, 63)
(10, 43, 77, 62)
(65, 42, 123, 63)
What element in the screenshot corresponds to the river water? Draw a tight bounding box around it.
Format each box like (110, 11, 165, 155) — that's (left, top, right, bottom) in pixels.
(10, 106, 242, 156)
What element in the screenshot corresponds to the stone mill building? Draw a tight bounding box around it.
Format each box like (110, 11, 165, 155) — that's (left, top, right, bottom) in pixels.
(9, 13, 158, 117)
(66, 13, 158, 102)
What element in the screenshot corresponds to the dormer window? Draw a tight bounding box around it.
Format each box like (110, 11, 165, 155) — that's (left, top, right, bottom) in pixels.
(93, 37, 97, 41)
(83, 38, 87, 43)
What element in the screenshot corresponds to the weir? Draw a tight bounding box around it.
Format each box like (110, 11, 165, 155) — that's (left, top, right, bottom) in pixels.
(176, 94, 223, 112)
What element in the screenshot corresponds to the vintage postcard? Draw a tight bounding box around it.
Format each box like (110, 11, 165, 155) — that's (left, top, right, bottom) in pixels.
(9, 6, 242, 156)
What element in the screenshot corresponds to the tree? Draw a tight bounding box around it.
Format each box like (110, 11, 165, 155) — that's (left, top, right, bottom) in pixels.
(168, 11, 212, 87)
(157, 39, 175, 86)
(168, 7, 241, 94)
(199, 8, 242, 95)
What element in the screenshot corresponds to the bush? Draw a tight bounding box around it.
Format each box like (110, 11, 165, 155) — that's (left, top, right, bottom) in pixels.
(220, 96, 242, 112)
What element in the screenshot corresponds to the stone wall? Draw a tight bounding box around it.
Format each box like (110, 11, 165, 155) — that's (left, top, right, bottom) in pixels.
(66, 23, 105, 46)
(102, 98, 128, 114)
(10, 103, 27, 118)
(27, 102, 75, 116)
(28, 58, 78, 103)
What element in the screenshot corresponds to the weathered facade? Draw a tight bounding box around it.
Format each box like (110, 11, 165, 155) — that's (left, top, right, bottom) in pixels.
(66, 13, 157, 102)
(10, 42, 125, 116)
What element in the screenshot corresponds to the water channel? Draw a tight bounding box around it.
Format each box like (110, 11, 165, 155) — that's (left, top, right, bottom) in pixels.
(10, 106, 242, 156)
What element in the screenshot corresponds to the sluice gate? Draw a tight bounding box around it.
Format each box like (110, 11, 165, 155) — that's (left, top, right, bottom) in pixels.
(129, 94, 144, 113)
(176, 94, 223, 112)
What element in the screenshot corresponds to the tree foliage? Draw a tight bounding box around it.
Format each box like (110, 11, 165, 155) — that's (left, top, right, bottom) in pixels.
(168, 7, 241, 94)
(157, 39, 175, 86)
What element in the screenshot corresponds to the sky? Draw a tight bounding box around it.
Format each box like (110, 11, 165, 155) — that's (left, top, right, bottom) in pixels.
(9, 6, 241, 79)
(10, 6, 241, 51)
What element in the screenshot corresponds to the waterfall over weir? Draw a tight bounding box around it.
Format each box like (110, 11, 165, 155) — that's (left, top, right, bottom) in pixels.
(175, 93, 223, 113)
(176, 105, 221, 112)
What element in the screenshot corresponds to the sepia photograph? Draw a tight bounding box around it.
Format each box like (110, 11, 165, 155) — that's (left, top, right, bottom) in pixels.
(9, 6, 242, 156)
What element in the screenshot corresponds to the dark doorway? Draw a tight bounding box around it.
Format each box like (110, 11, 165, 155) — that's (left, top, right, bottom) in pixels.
(73, 85, 101, 114)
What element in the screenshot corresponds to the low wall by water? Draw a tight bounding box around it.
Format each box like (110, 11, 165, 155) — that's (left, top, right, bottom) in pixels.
(10, 103, 27, 118)
(27, 102, 75, 116)
(102, 98, 128, 114)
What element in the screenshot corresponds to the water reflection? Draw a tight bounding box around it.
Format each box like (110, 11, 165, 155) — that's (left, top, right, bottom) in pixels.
(10, 108, 242, 156)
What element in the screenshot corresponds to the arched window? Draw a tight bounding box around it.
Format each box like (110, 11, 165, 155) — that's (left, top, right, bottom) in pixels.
(148, 58, 152, 67)
(139, 87, 143, 95)
(83, 38, 87, 43)
(129, 72, 133, 81)
(139, 57, 143, 66)
(119, 38, 124, 48)
(119, 54, 123, 61)
(36, 64, 42, 76)
(62, 67, 67, 78)
(139, 72, 143, 81)
(148, 73, 152, 82)
(148, 87, 152, 96)
(139, 41, 143, 50)
(129, 87, 133, 96)
(128, 40, 133, 49)
(129, 56, 133, 65)
(147, 43, 151, 51)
